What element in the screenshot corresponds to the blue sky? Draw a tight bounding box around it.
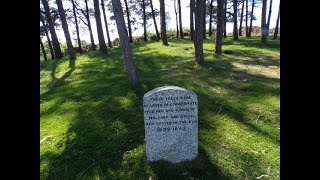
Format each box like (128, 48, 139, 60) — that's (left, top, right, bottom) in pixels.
(47, 0, 280, 43)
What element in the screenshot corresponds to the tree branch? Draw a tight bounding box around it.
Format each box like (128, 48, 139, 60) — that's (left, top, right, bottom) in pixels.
(79, 16, 88, 26)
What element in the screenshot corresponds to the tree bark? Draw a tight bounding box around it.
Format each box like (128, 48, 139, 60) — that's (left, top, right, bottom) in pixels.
(85, 0, 96, 51)
(203, 1, 206, 39)
(190, 0, 195, 41)
(209, 0, 213, 36)
(273, 3, 279, 40)
(93, 0, 108, 53)
(174, 0, 179, 39)
(216, 0, 224, 55)
(143, 0, 147, 41)
(150, 0, 160, 40)
(239, 0, 244, 36)
(249, 0, 255, 37)
(41, 0, 63, 59)
(233, 0, 238, 40)
(40, 37, 48, 61)
(111, 0, 139, 85)
(267, 0, 273, 35)
(223, 0, 227, 38)
(71, 0, 82, 53)
(178, 0, 183, 38)
(261, 0, 268, 43)
(101, 0, 113, 48)
(40, 11, 55, 60)
(160, 0, 169, 45)
(56, 0, 76, 67)
(245, 0, 249, 37)
(194, 0, 204, 64)
(123, 0, 133, 43)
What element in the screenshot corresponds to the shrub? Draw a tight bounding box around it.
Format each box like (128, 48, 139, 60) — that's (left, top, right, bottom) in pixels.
(149, 34, 159, 41)
(112, 38, 120, 46)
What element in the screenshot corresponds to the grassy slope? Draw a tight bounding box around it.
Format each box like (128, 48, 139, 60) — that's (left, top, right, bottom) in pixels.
(40, 36, 280, 180)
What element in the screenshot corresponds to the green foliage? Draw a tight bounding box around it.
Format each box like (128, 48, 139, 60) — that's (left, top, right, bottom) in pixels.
(148, 34, 158, 41)
(112, 38, 120, 46)
(41, 36, 280, 179)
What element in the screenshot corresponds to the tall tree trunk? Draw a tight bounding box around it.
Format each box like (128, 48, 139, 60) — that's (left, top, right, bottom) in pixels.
(233, 0, 238, 40)
(267, 0, 273, 35)
(150, 0, 160, 40)
(56, 0, 76, 68)
(190, 0, 195, 41)
(160, 0, 169, 45)
(178, 0, 183, 38)
(216, 0, 224, 55)
(174, 0, 179, 39)
(124, 0, 133, 43)
(194, 0, 204, 64)
(41, 0, 63, 59)
(85, 0, 96, 51)
(249, 0, 255, 37)
(71, 0, 82, 53)
(239, 0, 244, 36)
(40, 11, 55, 60)
(261, 0, 268, 43)
(101, 0, 113, 48)
(93, 0, 108, 53)
(203, 1, 206, 39)
(111, 0, 139, 85)
(209, 0, 213, 36)
(273, 3, 279, 40)
(143, 0, 147, 41)
(245, 0, 249, 37)
(223, 0, 227, 38)
(40, 37, 48, 61)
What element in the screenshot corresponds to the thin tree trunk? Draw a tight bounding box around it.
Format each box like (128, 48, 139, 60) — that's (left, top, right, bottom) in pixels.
(209, 0, 213, 36)
(111, 0, 139, 85)
(216, 0, 224, 55)
(273, 3, 279, 40)
(223, 0, 227, 38)
(56, 0, 76, 68)
(40, 11, 55, 59)
(71, 0, 82, 53)
(249, 0, 255, 37)
(150, 0, 160, 40)
(267, 0, 273, 35)
(190, 0, 195, 41)
(93, 0, 108, 53)
(85, 0, 96, 51)
(143, 0, 147, 41)
(174, 0, 179, 39)
(245, 0, 248, 37)
(233, 0, 238, 40)
(40, 37, 48, 61)
(194, 0, 204, 64)
(101, 0, 113, 48)
(261, 0, 268, 43)
(239, 0, 244, 36)
(124, 0, 133, 43)
(203, 1, 206, 39)
(178, 0, 183, 38)
(160, 0, 169, 45)
(41, 0, 63, 59)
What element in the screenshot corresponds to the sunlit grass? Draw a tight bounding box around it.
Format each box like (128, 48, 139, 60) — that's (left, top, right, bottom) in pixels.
(40, 36, 280, 179)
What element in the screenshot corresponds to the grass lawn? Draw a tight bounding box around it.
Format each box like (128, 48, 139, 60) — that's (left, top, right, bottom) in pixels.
(40, 36, 280, 179)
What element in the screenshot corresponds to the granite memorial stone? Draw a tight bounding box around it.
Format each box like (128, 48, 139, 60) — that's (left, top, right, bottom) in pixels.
(143, 86, 198, 163)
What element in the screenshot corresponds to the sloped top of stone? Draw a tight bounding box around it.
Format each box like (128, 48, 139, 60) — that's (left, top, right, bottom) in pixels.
(143, 86, 197, 99)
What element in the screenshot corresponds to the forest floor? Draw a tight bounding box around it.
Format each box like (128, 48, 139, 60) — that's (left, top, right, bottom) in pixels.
(40, 36, 280, 179)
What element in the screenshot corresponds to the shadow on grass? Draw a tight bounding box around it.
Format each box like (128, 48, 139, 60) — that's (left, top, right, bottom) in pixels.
(149, 146, 229, 179)
(40, 38, 280, 179)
